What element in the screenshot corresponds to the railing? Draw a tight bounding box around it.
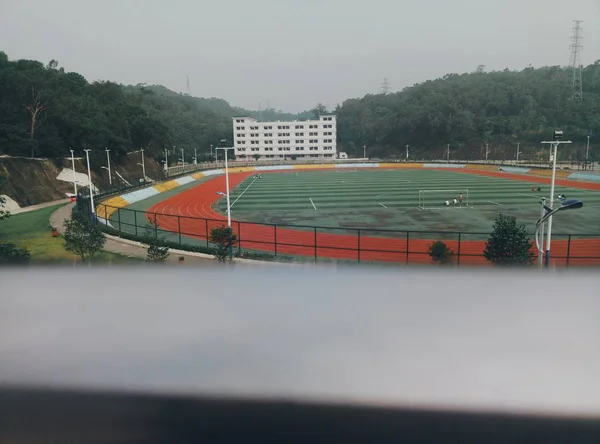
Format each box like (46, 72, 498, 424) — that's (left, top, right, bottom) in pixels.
(84, 201, 600, 266)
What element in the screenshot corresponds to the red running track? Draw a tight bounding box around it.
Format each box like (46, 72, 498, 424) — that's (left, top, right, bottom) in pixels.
(146, 170, 600, 265)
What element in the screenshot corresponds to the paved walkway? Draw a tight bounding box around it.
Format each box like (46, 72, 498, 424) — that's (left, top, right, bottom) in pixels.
(11, 198, 72, 215)
(49, 203, 218, 265)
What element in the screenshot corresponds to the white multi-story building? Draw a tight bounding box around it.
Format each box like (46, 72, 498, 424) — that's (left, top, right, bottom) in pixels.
(232, 115, 337, 160)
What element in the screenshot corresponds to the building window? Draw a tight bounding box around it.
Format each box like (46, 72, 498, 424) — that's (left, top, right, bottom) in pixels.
(295, 125, 304, 129)
(295, 147, 304, 151)
(295, 132, 304, 136)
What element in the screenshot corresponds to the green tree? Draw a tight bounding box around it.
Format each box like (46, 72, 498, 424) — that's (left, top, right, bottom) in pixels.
(210, 226, 238, 262)
(0, 243, 30, 264)
(143, 224, 169, 262)
(63, 212, 106, 262)
(483, 214, 534, 266)
(253, 154, 261, 161)
(428, 240, 454, 264)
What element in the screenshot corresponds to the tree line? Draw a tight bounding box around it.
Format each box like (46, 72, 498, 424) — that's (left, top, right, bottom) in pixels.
(1, 49, 598, 167)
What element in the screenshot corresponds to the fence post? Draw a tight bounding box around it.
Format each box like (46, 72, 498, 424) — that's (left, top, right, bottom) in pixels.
(117, 208, 121, 232)
(566, 234, 571, 267)
(405, 232, 410, 265)
(178, 216, 182, 245)
(274, 225, 277, 257)
(133, 211, 138, 236)
(238, 221, 242, 256)
(314, 227, 317, 260)
(205, 219, 209, 248)
(457, 233, 461, 266)
(357, 229, 361, 263)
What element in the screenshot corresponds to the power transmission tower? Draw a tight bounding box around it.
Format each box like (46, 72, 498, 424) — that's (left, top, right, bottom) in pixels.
(186, 75, 191, 96)
(568, 20, 583, 101)
(380, 78, 390, 95)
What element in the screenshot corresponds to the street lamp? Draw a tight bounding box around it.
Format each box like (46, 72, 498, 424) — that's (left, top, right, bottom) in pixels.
(516, 143, 521, 164)
(405, 144, 409, 161)
(163, 148, 169, 175)
(83, 149, 95, 215)
(215, 140, 235, 228)
(485, 143, 490, 163)
(139, 148, 146, 180)
(70, 149, 77, 196)
(105, 148, 112, 186)
(586, 135, 590, 166)
(535, 198, 583, 268)
(194, 148, 198, 165)
(540, 130, 572, 267)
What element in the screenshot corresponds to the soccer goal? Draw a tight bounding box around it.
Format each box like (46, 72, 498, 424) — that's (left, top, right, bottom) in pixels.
(418, 189, 469, 209)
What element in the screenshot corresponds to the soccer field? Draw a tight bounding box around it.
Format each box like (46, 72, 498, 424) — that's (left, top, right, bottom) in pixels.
(217, 169, 600, 235)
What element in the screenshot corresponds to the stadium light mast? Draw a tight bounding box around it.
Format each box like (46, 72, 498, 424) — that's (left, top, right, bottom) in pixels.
(70, 149, 78, 196)
(540, 131, 572, 267)
(194, 148, 198, 165)
(83, 148, 95, 216)
(485, 144, 490, 163)
(516, 143, 521, 164)
(446, 144, 450, 162)
(181, 148, 185, 170)
(163, 148, 169, 176)
(405, 144, 409, 160)
(586, 135, 590, 165)
(138, 148, 146, 181)
(215, 140, 235, 227)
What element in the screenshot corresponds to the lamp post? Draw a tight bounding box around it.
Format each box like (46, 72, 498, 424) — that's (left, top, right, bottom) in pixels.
(215, 142, 235, 228)
(405, 144, 409, 161)
(516, 143, 521, 164)
(105, 148, 112, 186)
(194, 148, 197, 165)
(181, 148, 185, 170)
(164, 148, 169, 175)
(139, 148, 146, 181)
(586, 135, 590, 166)
(83, 149, 95, 215)
(446, 144, 450, 162)
(70, 149, 77, 196)
(540, 131, 573, 267)
(485, 143, 490, 163)
(535, 198, 583, 269)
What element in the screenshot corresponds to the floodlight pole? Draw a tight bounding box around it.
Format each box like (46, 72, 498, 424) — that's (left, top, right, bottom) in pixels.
(446, 144, 450, 162)
(84, 149, 95, 215)
(485, 143, 490, 162)
(540, 139, 572, 267)
(164, 148, 169, 175)
(405, 144, 409, 160)
(516, 143, 520, 164)
(70, 149, 77, 196)
(194, 148, 197, 165)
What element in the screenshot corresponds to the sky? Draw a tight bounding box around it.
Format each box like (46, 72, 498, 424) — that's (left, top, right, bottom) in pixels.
(1, 0, 599, 113)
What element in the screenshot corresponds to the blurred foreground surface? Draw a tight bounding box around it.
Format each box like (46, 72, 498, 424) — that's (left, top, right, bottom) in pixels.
(1, 267, 599, 443)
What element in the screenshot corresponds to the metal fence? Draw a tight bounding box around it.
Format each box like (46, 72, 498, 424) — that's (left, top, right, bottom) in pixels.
(83, 200, 600, 266)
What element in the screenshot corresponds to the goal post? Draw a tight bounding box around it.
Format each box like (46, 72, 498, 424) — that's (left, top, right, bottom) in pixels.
(418, 189, 469, 209)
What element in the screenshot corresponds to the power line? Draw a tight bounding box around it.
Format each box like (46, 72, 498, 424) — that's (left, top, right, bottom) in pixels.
(568, 20, 583, 101)
(380, 78, 390, 95)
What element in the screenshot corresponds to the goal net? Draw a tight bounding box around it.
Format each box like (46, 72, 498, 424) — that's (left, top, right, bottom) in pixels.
(418, 189, 469, 209)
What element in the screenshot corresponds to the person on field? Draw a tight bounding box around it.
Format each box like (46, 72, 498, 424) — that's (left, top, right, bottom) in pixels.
(453, 198, 458, 207)
(459, 193, 464, 206)
(445, 200, 450, 207)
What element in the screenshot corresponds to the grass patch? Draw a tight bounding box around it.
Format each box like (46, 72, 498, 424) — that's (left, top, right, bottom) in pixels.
(0, 204, 141, 264)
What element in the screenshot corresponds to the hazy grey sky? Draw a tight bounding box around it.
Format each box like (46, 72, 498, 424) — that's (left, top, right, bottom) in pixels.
(2, 0, 599, 112)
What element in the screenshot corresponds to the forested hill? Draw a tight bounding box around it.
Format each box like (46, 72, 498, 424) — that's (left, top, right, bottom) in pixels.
(0, 51, 309, 168)
(0, 48, 598, 167)
(336, 63, 600, 161)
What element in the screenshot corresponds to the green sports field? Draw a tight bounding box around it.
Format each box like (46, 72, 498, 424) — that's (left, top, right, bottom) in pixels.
(217, 169, 600, 236)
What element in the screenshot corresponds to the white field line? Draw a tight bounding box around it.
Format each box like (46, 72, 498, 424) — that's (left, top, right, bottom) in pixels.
(309, 197, 317, 210)
(517, 192, 542, 199)
(487, 200, 502, 205)
(229, 177, 258, 208)
(378, 202, 388, 208)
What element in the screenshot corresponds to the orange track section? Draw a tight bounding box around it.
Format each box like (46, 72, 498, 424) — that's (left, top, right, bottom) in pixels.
(146, 169, 600, 265)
